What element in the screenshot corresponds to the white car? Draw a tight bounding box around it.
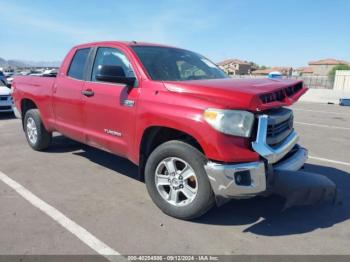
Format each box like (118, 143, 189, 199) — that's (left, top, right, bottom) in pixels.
(0, 80, 13, 113)
(6, 76, 14, 86)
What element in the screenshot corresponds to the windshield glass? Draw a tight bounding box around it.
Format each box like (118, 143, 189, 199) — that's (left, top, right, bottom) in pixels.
(131, 46, 228, 81)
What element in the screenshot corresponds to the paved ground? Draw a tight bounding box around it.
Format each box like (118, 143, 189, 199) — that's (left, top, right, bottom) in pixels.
(0, 101, 350, 257)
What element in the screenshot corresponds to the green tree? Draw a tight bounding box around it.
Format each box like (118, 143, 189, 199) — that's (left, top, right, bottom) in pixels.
(328, 64, 350, 81)
(260, 65, 270, 70)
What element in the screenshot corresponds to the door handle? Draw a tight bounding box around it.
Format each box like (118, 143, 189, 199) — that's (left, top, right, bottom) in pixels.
(81, 89, 94, 97)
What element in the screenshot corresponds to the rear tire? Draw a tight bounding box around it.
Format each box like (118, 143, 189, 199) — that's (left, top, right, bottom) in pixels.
(145, 140, 215, 220)
(24, 109, 52, 151)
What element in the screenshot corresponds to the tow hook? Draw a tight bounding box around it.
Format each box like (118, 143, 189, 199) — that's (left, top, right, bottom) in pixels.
(273, 170, 338, 210)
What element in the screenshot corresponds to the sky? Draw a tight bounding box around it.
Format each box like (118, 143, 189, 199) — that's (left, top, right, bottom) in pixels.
(0, 0, 349, 67)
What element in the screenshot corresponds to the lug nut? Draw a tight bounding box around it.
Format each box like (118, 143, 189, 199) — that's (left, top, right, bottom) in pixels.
(179, 175, 183, 180)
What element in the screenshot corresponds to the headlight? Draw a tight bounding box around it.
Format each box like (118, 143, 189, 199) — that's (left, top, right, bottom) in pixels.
(203, 109, 254, 137)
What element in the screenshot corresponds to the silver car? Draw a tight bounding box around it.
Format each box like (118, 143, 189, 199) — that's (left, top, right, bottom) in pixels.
(0, 80, 13, 113)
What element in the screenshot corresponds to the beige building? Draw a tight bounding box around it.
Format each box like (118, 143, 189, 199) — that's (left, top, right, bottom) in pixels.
(217, 59, 252, 75)
(308, 59, 349, 76)
(294, 67, 314, 76)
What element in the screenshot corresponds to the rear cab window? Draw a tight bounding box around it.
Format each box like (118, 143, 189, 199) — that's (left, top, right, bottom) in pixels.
(67, 48, 91, 80)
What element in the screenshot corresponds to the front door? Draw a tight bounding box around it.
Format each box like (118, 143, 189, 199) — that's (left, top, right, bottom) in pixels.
(82, 47, 139, 157)
(52, 47, 91, 141)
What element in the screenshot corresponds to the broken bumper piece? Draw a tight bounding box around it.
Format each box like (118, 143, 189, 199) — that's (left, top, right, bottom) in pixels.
(273, 170, 337, 210)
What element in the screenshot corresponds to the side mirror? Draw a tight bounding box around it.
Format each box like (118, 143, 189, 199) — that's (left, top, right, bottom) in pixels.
(95, 65, 136, 86)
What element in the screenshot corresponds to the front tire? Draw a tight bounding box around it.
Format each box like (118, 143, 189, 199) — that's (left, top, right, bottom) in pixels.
(145, 140, 215, 220)
(24, 109, 52, 151)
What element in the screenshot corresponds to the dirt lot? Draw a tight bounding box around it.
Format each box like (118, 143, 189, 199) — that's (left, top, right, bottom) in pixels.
(0, 101, 349, 257)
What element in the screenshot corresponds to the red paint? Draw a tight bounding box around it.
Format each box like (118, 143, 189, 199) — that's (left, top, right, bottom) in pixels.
(12, 41, 307, 165)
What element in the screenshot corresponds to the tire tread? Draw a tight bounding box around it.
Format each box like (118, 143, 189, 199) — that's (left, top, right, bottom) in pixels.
(24, 109, 51, 151)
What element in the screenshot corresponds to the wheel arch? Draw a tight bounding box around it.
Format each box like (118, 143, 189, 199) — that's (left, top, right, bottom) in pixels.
(138, 126, 205, 181)
(20, 98, 38, 129)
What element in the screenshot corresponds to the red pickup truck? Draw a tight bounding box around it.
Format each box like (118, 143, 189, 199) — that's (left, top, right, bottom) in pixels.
(12, 41, 336, 219)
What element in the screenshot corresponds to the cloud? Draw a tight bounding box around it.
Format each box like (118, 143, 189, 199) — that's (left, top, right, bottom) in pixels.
(0, 2, 115, 43)
(0, 1, 218, 45)
(0, 1, 228, 61)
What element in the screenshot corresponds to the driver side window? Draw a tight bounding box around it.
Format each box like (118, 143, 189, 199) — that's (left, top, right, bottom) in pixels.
(91, 47, 135, 82)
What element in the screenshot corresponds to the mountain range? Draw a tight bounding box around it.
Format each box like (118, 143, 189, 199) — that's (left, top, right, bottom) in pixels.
(0, 57, 60, 68)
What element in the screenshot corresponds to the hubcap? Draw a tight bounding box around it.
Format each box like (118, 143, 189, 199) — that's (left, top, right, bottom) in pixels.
(155, 157, 198, 207)
(26, 117, 38, 145)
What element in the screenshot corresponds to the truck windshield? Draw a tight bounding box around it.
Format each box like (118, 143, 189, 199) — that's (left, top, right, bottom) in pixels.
(131, 46, 228, 81)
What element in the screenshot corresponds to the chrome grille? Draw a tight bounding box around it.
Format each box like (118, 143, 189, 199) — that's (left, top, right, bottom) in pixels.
(266, 108, 293, 146)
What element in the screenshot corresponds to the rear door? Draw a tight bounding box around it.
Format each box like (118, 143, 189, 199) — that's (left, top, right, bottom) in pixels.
(82, 46, 139, 157)
(52, 48, 91, 141)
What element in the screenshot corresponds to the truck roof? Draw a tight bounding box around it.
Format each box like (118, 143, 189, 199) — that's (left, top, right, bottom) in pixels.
(73, 41, 176, 49)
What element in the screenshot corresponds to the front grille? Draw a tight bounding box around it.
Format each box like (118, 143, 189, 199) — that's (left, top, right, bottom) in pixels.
(266, 108, 293, 146)
(0, 95, 9, 101)
(0, 106, 12, 110)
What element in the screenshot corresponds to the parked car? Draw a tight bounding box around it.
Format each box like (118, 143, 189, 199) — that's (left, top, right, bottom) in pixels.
(12, 41, 336, 219)
(5, 73, 15, 87)
(19, 71, 31, 76)
(4, 71, 14, 78)
(43, 69, 58, 77)
(0, 71, 8, 86)
(0, 80, 13, 113)
(6, 77, 13, 87)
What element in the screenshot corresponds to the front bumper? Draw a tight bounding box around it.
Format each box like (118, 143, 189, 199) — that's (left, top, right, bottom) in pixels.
(205, 110, 337, 207)
(205, 111, 305, 203)
(205, 145, 308, 204)
(0, 95, 13, 113)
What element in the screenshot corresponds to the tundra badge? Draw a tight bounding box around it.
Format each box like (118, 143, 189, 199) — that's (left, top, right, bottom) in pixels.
(104, 129, 122, 137)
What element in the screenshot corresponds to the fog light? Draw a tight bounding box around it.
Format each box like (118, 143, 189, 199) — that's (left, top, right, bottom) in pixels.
(234, 170, 251, 186)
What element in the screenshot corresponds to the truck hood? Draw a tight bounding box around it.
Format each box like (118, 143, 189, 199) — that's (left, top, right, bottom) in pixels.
(163, 78, 307, 111)
(0, 85, 11, 96)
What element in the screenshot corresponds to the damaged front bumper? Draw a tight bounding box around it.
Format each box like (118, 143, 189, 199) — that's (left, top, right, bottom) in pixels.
(205, 145, 308, 204)
(205, 113, 337, 208)
(205, 145, 336, 207)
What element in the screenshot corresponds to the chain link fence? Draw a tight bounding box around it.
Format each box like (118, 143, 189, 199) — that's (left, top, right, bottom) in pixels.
(230, 75, 334, 89)
(289, 76, 333, 89)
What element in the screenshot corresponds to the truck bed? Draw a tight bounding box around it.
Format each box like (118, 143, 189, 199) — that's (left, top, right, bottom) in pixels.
(13, 75, 56, 93)
(12, 75, 57, 123)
